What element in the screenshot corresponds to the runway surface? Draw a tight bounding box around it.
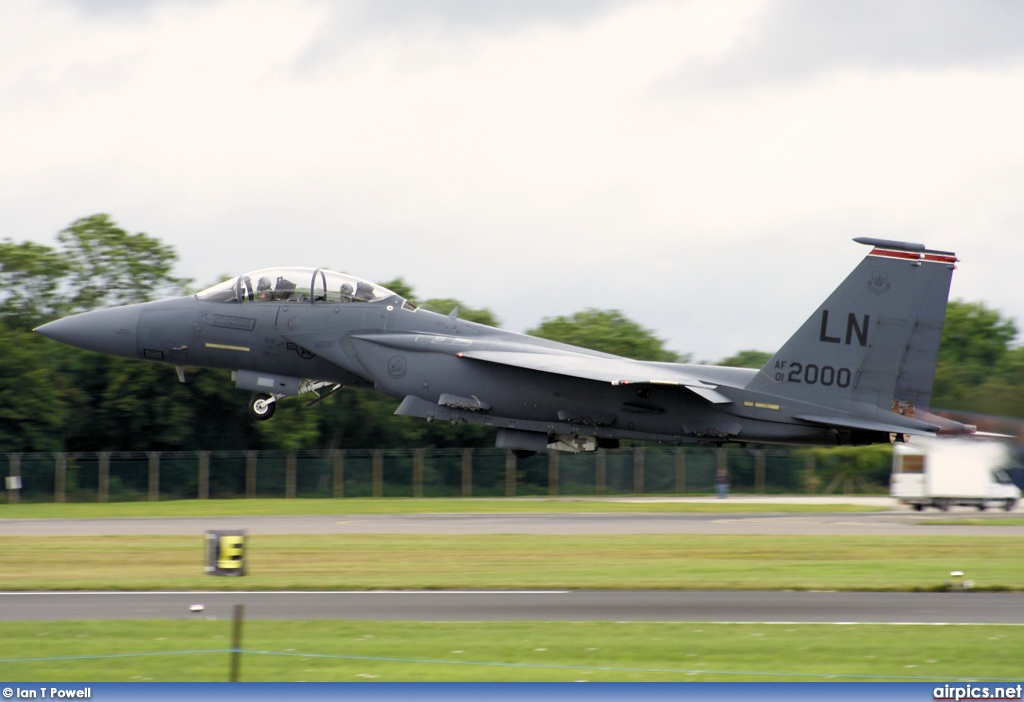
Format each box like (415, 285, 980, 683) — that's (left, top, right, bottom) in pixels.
(2, 590, 1021, 623)
(2, 511, 1023, 536)
(2, 504, 1019, 626)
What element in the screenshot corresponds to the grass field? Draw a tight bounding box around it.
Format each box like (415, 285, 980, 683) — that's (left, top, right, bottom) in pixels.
(3, 499, 1019, 683)
(0, 620, 1020, 682)
(0, 497, 883, 518)
(1, 534, 1020, 591)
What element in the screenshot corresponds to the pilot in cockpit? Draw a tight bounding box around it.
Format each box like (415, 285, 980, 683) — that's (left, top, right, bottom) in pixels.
(339, 283, 354, 302)
(274, 277, 296, 300)
(354, 281, 374, 302)
(256, 277, 272, 300)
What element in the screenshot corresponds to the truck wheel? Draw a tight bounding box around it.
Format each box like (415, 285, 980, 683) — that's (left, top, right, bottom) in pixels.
(912, 504, 924, 512)
(937, 500, 950, 512)
(977, 503, 987, 512)
(1005, 500, 1017, 512)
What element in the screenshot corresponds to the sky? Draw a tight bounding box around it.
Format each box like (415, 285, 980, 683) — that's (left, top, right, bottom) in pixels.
(3, 0, 1023, 361)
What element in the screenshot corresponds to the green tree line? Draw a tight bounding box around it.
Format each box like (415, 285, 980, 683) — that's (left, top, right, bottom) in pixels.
(2, 215, 1022, 453)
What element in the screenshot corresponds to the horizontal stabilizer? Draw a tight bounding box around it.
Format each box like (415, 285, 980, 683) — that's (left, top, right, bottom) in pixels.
(795, 414, 940, 437)
(913, 409, 977, 436)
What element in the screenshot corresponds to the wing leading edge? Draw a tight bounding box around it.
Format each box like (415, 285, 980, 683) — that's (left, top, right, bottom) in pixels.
(455, 349, 733, 404)
(347, 332, 734, 404)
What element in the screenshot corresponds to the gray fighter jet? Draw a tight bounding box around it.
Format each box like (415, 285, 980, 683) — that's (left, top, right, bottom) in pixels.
(34, 238, 975, 455)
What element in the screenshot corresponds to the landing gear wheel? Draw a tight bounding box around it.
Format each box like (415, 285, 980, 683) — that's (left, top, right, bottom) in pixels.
(249, 393, 277, 421)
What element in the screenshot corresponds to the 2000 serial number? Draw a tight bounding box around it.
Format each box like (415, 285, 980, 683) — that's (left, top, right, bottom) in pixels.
(774, 361, 851, 387)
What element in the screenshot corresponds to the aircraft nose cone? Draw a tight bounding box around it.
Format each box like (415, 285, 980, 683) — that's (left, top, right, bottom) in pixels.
(34, 305, 142, 359)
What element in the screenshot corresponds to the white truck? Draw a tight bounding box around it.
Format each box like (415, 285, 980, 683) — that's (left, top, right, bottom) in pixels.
(891, 436, 1021, 511)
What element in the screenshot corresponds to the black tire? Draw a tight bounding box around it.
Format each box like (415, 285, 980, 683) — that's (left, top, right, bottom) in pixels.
(937, 500, 951, 512)
(1005, 499, 1017, 512)
(977, 503, 987, 512)
(912, 503, 924, 512)
(249, 393, 276, 421)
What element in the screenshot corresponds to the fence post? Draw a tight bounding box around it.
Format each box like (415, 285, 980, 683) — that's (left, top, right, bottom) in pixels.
(461, 448, 473, 498)
(413, 448, 424, 498)
(332, 450, 344, 499)
(285, 452, 297, 499)
(548, 451, 559, 497)
(230, 604, 244, 682)
(674, 447, 686, 494)
(148, 451, 160, 501)
(505, 451, 516, 497)
(198, 451, 210, 500)
(716, 446, 728, 494)
(54, 452, 67, 503)
(633, 445, 645, 494)
(804, 452, 817, 494)
(755, 449, 766, 494)
(97, 452, 110, 503)
(246, 451, 257, 499)
(7, 453, 20, 505)
(372, 450, 383, 498)
(595, 449, 606, 495)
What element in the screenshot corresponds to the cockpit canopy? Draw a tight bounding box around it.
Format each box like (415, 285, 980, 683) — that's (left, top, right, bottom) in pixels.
(196, 268, 400, 305)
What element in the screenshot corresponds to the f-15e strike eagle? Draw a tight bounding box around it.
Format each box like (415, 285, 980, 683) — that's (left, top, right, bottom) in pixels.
(35, 237, 975, 456)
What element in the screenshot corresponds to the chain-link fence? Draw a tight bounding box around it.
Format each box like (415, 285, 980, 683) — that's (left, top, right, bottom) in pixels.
(0, 445, 894, 503)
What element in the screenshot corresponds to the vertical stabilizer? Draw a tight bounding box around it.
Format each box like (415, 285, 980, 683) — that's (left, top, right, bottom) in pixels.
(746, 238, 956, 413)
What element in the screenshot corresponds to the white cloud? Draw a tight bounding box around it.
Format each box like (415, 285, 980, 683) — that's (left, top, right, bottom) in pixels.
(703, 0, 1024, 86)
(2, 0, 1023, 360)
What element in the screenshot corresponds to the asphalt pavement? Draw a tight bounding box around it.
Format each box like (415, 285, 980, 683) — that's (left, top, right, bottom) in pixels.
(2, 590, 1021, 623)
(2, 499, 1019, 625)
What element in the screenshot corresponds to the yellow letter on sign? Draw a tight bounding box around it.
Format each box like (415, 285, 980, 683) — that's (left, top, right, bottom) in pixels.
(217, 535, 245, 570)
(206, 530, 247, 576)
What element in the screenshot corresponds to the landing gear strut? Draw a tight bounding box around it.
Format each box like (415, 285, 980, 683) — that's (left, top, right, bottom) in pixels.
(249, 393, 277, 420)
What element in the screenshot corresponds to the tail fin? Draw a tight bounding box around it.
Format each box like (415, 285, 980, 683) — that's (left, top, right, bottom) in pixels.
(747, 238, 956, 413)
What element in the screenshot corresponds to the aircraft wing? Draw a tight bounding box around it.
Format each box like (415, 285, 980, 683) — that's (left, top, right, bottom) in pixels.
(456, 349, 734, 404)
(347, 333, 733, 404)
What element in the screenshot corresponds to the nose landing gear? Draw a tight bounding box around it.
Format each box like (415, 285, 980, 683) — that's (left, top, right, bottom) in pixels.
(245, 380, 342, 420)
(248, 393, 278, 420)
